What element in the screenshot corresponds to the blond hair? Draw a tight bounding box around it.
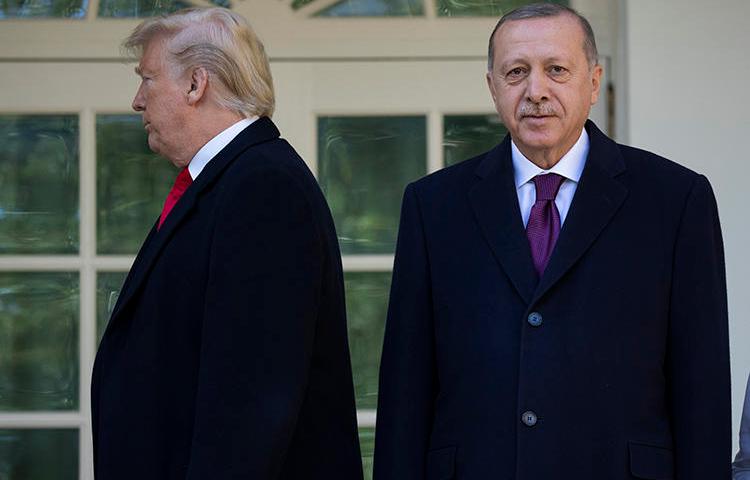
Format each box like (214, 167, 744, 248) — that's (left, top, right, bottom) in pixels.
(124, 7, 275, 118)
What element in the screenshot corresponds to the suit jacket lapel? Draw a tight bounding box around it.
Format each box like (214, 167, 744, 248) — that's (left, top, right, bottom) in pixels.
(469, 138, 538, 304)
(109, 117, 280, 323)
(531, 121, 628, 305)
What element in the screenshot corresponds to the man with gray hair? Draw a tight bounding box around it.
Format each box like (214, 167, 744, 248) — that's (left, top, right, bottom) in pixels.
(91, 8, 363, 479)
(375, 3, 730, 479)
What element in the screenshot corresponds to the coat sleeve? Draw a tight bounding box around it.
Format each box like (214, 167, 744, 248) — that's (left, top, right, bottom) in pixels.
(185, 165, 323, 479)
(667, 174, 731, 479)
(374, 183, 437, 480)
(734, 373, 750, 479)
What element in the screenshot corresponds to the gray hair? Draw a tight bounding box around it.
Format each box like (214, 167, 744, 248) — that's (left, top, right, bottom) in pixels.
(124, 7, 275, 118)
(487, 2, 598, 71)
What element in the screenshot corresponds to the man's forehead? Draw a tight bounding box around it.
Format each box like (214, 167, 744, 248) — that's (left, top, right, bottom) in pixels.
(496, 14, 584, 45)
(134, 40, 166, 75)
(493, 15, 586, 62)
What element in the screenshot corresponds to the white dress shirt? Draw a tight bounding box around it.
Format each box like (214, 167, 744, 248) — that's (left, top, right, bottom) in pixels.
(512, 128, 589, 227)
(187, 116, 258, 180)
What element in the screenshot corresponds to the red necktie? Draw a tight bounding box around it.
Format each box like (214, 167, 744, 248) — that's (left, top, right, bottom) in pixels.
(158, 168, 193, 230)
(526, 173, 565, 276)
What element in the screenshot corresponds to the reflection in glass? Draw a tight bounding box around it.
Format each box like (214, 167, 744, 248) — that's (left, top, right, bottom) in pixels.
(316, 0, 423, 17)
(291, 0, 315, 9)
(359, 426, 375, 480)
(97, 271, 128, 343)
(98, 0, 227, 17)
(345, 272, 390, 410)
(0, 115, 79, 254)
(437, 0, 566, 17)
(318, 116, 426, 254)
(0, 0, 86, 18)
(0, 429, 78, 480)
(443, 114, 507, 167)
(0, 273, 79, 411)
(96, 114, 175, 254)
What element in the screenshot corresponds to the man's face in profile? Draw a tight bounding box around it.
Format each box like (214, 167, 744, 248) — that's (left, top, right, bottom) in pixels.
(131, 35, 192, 167)
(486, 14, 602, 163)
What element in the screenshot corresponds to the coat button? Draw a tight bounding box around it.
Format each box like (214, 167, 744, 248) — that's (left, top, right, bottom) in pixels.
(527, 312, 543, 327)
(521, 410, 538, 427)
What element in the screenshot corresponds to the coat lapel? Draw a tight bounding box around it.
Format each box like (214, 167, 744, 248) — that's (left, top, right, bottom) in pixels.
(469, 137, 538, 304)
(109, 117, 280, 323)
(531, 121, 628, 305)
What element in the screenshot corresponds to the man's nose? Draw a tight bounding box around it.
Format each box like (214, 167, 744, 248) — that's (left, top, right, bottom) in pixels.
(525, 69, 550, 104)
(132, 87, 145, 112)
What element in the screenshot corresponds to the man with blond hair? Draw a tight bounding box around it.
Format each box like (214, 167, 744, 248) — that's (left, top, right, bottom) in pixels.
(91, 8, 363, 479)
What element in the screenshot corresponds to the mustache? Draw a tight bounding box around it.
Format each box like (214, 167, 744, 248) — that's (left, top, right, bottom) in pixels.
(518, 104, 557, 117)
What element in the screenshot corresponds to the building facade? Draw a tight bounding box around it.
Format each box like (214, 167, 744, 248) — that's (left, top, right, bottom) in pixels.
(0, 0, 748, 477)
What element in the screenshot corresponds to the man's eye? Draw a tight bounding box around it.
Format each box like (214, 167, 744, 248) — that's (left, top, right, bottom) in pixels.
(549, 66, 567, 75)
(506, 67, 525, 78)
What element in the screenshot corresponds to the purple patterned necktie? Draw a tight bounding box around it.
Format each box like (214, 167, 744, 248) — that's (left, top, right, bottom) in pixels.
(526, 173, 565, 276)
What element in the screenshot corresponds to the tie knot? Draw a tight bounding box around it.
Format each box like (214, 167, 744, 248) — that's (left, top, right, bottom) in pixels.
(174, 168, 193, 193)
(532, 173, 564, 201)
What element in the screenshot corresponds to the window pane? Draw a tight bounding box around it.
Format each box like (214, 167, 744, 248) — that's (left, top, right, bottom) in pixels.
(97, 0, 227, 17)
(318, 116, 426, 254)
(0, 115, 79, 254)
(0, 429, 78, 480)
(443, 114, 507, 167)
(0, 273, 79, 411)
(437, 0, 567, 17)
(0, 0, 86, 18)
(291, 0, 315, 9)
(359, 426, 375, 480)
(96, 271, 128, 343)
(346, 272, 390, 410)
(316, 0, 423, 17)
(96, 114, 174, 254)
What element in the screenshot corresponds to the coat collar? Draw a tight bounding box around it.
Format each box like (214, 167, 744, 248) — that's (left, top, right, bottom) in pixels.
(109, 117, 280, 323)
(469, 120, 628, 305)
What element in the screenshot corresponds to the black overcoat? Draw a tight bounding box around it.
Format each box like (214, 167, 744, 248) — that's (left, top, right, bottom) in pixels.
(92, 117, 363, 480)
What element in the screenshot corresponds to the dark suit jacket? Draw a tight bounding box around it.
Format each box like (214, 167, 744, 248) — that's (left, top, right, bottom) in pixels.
(92, 117, 363, 480)
(374, 121, 730, 480)
(735, 372, 750, 479)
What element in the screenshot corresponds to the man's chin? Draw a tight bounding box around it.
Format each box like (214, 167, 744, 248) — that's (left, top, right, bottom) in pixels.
(146, 138, 161, 155)
(515, 130, 558, 150)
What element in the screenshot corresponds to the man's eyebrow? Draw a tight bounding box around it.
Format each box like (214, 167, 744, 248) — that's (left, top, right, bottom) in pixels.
(134, 66, 142, 76)
(499, 58, 528, 70)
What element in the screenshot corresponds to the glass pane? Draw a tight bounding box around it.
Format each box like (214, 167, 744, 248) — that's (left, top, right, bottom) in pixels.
(291, 0, 315, 9)
(443, 114, 507, 167)
(0, 115, 79, 254)
(98, 0, 226, 17)
(0, 0, 86, 18)
(0, 429, 78, 480)
(96, 114, 175, 254)
(437, 0, 567, 17)
(316, 0, 423, 17)
(346, 272, 390, 410)
(0, 273, 79, 411)
(96, 271, 128, 343)
(318, 116, 426, 254)
(359, 426, 375, 480)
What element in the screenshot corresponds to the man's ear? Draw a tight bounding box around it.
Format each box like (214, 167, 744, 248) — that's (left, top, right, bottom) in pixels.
(187, 67, 209, 106)
(486, 71, 497, 103)
(590, 64, 604, 105)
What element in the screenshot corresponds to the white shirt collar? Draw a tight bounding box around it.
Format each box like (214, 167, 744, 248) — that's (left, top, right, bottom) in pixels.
(187, 116, 258, 180)
(511, 128, 589, 189)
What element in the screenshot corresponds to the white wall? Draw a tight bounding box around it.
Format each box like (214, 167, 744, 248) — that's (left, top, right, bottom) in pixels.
(625, 0, 750, 455)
